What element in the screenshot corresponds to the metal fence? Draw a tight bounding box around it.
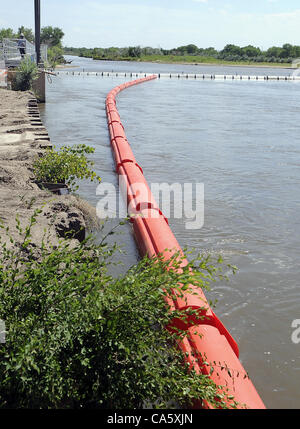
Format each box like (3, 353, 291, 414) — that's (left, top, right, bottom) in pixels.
(3, 38, 36, 65)
(0, 42, 4, 68)
(41, 43, 47, 62)
(0, 38, 47, 67)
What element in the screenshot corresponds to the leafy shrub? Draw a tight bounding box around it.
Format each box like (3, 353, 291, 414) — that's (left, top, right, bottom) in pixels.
(47, 45, 65, 68)
(33, 144, 101, 192)
(0, 210, 237, 409)
(12, 57, 38, 91)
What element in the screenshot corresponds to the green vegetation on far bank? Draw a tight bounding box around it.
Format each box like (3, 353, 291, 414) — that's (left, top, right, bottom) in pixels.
(140, 54, 292, 68)
(93, 54, 291, 68)
(64, 43, 300, 68)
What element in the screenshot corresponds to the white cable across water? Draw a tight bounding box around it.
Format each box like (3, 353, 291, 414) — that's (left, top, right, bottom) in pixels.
(56, 70, 300, 81)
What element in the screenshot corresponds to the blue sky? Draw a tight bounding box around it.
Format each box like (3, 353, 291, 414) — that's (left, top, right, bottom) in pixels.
(0, 0, 299, 49)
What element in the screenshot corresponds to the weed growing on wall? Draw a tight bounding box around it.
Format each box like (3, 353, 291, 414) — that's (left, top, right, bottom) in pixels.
(12, 57, 38, 91)
(33, 144, 101, 192)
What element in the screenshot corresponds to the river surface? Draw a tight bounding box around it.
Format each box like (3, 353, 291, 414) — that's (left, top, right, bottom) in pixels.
(40, 56, 300, 409)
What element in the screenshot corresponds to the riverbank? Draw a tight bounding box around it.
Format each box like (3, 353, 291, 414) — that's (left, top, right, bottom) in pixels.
(55, 64, 79, 69)
(77, 55, 293, 69)
(139, 56, 293, 69)
(0, 88, 99, 257)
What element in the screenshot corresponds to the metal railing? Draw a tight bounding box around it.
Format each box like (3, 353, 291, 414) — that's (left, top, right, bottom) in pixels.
(0, 42, 5, 68)
(40, 44, 47, 62)
(0, 38, 47, 67)
(3, 38, 36, 64)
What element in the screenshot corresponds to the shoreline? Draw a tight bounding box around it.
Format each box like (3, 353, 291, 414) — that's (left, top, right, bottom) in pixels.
(0, 88, 99, 256)
(55, 64, 79, 69)
(163, 62, 293, 69)
(65, 55, 294, 70)
(136, 59, 293, 69)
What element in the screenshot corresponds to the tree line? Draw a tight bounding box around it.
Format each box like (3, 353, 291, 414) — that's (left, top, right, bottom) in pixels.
(64, 43, 300, 64)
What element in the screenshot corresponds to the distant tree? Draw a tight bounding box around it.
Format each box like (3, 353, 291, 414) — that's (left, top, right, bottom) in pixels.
(294, 46, 300, 58)
(128, 46, 142, 58)
(47, 45, 65, 67)
(17, 26, 34, 43)
(201, 47, 218, 57)
(265, 46, 283, 58)
(176, 44, 198, 55)
(185, 44, 199, 54)
(0, 28, 16, 40)
(141, 46, 163, 56)
(119, 47, 129, 57)
(241, 45, 261, 58)
(92, 47, 105, 58)
(41, 26, 64, 47)
(106, 47, 121, 59)
(281, 43, 298, 58)
(220, 44, 243, 58)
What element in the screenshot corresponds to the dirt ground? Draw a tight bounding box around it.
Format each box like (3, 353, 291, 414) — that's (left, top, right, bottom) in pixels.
(0, 88, 99, 256)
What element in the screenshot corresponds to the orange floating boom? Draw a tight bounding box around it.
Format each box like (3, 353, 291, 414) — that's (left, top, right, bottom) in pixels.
(105, 75, 266, 409)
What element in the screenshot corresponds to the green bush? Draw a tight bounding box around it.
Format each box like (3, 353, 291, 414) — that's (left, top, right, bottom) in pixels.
(33, 144, 101, 192)
(12, 57, 38, 92)
(47, 46, 66, 68)
(0, 210, 237, 409)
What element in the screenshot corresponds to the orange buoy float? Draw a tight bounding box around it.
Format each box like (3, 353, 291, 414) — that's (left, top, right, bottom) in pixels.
(105, 75, 266, 409)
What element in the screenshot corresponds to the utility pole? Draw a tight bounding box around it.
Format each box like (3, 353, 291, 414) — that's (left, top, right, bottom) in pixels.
(33, 0, 45, 102)
(34, 0, 41, 65)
